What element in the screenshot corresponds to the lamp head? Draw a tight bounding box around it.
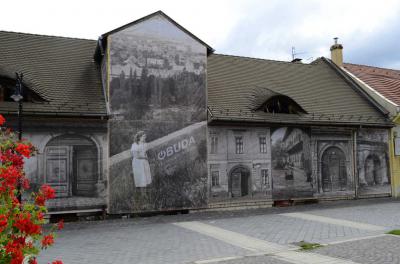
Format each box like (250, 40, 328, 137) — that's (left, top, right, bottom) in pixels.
(11, 72, 24, 102)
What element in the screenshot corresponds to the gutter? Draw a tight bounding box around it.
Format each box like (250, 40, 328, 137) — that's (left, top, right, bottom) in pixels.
(321, 57, 390, 118)
(208, 117, 394, 128)
(2, 110, 108, 119)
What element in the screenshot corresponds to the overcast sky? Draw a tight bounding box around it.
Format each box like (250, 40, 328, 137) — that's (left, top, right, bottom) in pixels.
(2, 0, 400, 69)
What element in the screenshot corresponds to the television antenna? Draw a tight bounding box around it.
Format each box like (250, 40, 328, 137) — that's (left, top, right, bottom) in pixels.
(291, 46, 307, 61)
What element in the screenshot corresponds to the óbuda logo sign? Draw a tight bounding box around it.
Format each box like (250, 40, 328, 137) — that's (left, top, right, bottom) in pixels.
(157, 136, 196, 160)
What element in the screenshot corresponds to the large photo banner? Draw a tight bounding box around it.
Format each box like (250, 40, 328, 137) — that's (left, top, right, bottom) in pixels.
(357, 128, 391, 196)
(271, 127, 313, 199)
(109, 122, 207, 212)
(107, 14, 208, 213)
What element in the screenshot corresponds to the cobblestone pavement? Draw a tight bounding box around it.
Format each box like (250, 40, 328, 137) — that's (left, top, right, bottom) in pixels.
(212, 235, 400, 264)
(38, 222, 251, 264)
(300, 202, 400, 228)
(38, 198, 400, 263)
(202, 213, 375, 245)
(313, 235, 400, 264)
(209, 255, 293, 264)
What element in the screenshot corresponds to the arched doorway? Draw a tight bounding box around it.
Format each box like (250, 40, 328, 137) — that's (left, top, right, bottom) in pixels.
(321, 147, 347, 192)
(44, 135, 99, 198)
(229, 166, 250, 197)
(364, 155, 381, 185)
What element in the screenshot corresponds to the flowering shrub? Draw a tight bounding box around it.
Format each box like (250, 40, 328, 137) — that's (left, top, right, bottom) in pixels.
(0, 115, 62, 264)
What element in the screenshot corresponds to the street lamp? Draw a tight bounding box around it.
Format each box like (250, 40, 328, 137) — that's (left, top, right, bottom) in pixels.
(11, 72, 24, 202)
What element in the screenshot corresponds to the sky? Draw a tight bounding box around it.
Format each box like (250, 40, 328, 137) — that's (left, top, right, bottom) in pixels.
(1, 0, 400, 69)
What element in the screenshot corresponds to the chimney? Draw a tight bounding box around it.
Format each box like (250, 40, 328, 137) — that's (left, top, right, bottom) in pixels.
(330, 37, 343, 67)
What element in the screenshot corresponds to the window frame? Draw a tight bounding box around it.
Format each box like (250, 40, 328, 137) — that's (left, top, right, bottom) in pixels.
(259, 136, 267, 153)
(211, 170, 220, 187)
(210, 136, 218, 154)
(261, 169, 269, 187)
(235, 136, 243, 154)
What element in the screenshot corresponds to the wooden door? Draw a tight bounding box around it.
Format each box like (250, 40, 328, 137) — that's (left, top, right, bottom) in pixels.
(322, 147, 347, 192)
(73, 146, 97, 197)
(365, 155, 381, 185)
(231, 172, 241, 197)
(241, 170, 249, 196)
(45, 146, 70, 197)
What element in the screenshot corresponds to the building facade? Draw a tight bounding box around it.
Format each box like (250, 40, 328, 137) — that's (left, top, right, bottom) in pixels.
(0, 11, 395, 214)
(343, 62, 400, 197)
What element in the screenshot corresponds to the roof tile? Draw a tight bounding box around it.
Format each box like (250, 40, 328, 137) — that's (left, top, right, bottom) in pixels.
(0, 31, 106, 116)
(208, 54, 389, 126)
(344, 63, 400, 106)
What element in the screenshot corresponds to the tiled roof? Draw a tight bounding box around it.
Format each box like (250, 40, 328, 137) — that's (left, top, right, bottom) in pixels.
(344, 63, 400, 106)
(0, 31, 107, 116)
(207, 54, 391, 126)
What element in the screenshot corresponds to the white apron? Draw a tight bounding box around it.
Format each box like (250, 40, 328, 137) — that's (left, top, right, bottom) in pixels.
(131, 143, 152, 187)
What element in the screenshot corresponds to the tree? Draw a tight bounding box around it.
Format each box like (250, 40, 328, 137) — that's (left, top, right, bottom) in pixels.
(0, 115, 63, 264)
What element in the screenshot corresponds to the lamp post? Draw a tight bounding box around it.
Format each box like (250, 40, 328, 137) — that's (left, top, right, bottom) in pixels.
(11, 72, 24, 202)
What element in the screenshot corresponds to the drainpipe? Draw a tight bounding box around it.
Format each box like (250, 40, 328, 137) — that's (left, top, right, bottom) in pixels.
(389, 129, 395, 198)
(353, 129, 358, 199)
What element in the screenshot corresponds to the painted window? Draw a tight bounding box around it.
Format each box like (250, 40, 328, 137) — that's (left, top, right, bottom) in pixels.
(211, 171, 219, 187)
(259, 137, 267, 153)
(235, 136, 243, 154)
(261, 169, 269, 187)
(210, 136, 218, 154)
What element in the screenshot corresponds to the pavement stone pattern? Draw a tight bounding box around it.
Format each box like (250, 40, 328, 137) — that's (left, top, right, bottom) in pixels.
(38, 223, 251, 264)
(303, 202, 400, 229)
(204, 213, 375, 245)
(37, 198, 400, 264)
(205, 255, 294, 264)
(313, 235, 400, 264)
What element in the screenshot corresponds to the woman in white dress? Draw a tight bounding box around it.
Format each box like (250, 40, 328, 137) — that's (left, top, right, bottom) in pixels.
(131, 131, 152, 187)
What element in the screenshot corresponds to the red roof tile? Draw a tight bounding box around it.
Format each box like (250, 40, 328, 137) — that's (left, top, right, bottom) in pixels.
(344, 63, 400, 106)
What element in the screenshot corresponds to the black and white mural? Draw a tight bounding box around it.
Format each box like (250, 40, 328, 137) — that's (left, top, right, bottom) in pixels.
(207, 126, 391, 202)
(271, 127, 313, 199)
(108, 14, 208, 213)
(312, 128, 354, 196)
(21, 123, 108, 212)
(207, 127, 272, 203)
(357, 128, 391, 196)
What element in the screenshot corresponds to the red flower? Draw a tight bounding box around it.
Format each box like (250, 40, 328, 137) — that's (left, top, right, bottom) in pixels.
(0, 214, 7, 232)
(0, 165, 22, 189)
(41, 234, 54, 248)
(0, 214, 7, 226)
(29, 258, 38, 264)
(37, 212, 44, 221)
(10, 252, 23, 264)
(40, 184, 56, 200)
(5, 239, 25, 264)
(22, 178, 30, 189)
(0, 115, 61, 262)
(0, 114, 5, 126)
(11, 195, 20, 207)
(57, 219, 64, 230)
(13, 213, 42, 235)
(15, 143, 32, 158)
(35, 194, 46, 206)
(0, 149, 24, 168)
(51, 260, 63, 264)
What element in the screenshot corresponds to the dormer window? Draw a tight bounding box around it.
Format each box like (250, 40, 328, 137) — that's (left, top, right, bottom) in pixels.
(0, 77, 45, 103)
(249, 87, 307, 115)
(257, 95, 306, 114)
